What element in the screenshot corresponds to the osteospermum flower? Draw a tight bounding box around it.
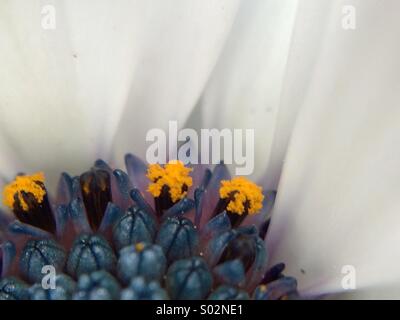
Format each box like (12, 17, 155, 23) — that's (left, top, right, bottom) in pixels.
(0, 157, 298, 300)
(1, 0, 399, 300)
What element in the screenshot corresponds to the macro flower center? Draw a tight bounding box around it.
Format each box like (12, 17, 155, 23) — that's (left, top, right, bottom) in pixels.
(0, 155, 298, 300)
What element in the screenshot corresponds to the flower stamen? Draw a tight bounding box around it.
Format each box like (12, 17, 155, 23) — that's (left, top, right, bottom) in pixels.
(3, 172, 46, 211)
(219, 177, 264, 215)
(147, 161, 192, 215)
(2, 172, 56, 233)
(135, 242, 145, 252)
(216, 177, 264, 227)
(79, 168, 112, 231)
(147, 161, 192, 202)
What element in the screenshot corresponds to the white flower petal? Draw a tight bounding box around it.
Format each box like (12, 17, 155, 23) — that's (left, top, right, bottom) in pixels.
(266, 0, 400, 297)
(197, 0, 299, 184)
(110, 0, 241, 167)
(0, 0, 96, 188)
(257, 0, 334, 189)
(0, 0, 240, 190)
(333, 284, 400, 300)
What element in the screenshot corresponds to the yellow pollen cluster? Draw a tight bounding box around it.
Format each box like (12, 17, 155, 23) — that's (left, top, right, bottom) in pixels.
(135, 242, 145, 252)
(219, 177, 264, 215)
(2, 172, 46, 212)
(147, 160, 193, 203)
(259, 285, 268, 292)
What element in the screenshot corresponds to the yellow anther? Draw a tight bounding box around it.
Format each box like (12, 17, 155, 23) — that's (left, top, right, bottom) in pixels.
(135, 242, 145, 252)
(147, 160, 193, 203)
(259, 285, 268, 292)
(2, 172, 46, 212)
(82, 182, 90, 195)
(219, 177, 264, 215)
